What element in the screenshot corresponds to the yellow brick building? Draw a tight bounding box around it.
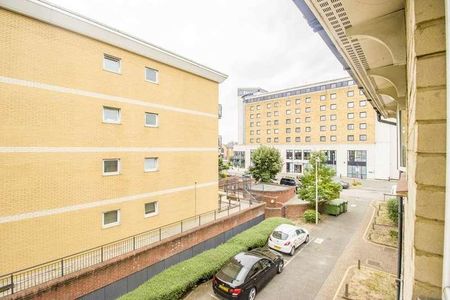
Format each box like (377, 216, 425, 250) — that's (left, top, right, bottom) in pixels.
(0, 0, 226, 279)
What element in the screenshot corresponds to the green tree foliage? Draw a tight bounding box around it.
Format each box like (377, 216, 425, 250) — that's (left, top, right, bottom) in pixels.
(387, 198, 399, 225)
(298, 152, 341, 203)
(249, 146, 283, 183)
(218, 156, 230, 178)
(303, 209, 320, 223)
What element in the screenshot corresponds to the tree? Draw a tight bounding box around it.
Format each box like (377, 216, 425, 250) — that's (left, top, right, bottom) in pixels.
(298, 151, 341, 204)
(218, 156, 230, 178)
(249, 146, 282, 183)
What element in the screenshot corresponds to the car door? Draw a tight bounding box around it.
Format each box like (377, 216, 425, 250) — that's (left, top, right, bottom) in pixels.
(295, 230, 302, 247)
(247, 261, 265, 290)
(260, 258, 277, 283)
(297, 229, 306, 243)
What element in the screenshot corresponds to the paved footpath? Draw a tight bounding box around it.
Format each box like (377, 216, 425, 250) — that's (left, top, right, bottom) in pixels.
(185, 180, 396, 300)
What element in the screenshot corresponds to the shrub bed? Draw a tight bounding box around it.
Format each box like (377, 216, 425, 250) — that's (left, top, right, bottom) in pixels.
(304, 209, 320, 223)
(120, 217, 292, 300)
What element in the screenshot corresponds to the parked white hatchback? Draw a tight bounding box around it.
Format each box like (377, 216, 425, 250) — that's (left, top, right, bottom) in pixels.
(268, 224, 310, 256)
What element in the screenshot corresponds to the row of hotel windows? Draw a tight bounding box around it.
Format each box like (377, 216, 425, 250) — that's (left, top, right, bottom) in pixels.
(103, 107, 159, 126)
(249, 134, 367, 143)
(102, 201, 158, 228)
(103, 158, 158, 175)
(250, 123, 367, 135)
(249, 101, 367, 117)
(249, 112, 367, 127)
(103, 54, 159, 83)
(249, 90, 365, 110)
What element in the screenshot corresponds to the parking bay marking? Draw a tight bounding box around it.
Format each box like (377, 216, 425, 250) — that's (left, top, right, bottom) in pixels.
(284, 240, 311, 267)
(314, 238, 324, 244)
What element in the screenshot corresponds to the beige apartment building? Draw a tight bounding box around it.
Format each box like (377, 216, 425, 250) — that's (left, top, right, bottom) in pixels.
(235, 78, 398, 180)
(294, 0, 449, 299)
(0, 0, 226, 283)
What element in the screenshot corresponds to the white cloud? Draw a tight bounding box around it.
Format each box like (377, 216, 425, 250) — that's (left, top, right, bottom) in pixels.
(46, 0, 347, 143)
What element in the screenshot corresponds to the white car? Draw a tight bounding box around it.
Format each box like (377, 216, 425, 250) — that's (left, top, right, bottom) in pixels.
(268, 224, 310, 256)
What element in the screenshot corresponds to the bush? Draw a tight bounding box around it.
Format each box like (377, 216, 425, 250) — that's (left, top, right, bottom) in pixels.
(304, 209, 320, 223)
(120, 217, 292, 300)
(387, 198, 398, 225)
(389, 229, 398, 240)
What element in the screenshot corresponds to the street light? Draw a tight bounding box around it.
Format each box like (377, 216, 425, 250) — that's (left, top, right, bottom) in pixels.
(315, 157, 320, 224)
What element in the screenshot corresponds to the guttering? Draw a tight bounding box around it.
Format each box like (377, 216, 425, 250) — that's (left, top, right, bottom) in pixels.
(443, 0, 450, 297)
(377, 112, 397, 126)
(0, 0, 227, 83)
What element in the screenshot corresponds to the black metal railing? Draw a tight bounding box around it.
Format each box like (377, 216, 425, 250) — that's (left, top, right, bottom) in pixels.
(0, 200, 258, 297)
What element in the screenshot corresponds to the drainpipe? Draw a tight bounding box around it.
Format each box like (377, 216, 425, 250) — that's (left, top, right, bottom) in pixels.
(377, 112, 397, 126)
(444, 0, 450, 298)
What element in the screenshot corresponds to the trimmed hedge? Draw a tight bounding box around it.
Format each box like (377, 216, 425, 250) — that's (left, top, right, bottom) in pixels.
(304, 209, 320, 223)
(120, 217, 292, 300)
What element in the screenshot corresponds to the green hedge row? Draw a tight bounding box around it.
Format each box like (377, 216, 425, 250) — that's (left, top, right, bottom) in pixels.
(120, 217, 292, 300)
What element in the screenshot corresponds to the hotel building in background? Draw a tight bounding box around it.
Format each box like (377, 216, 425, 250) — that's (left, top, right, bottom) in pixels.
(0, 0, 226, 279)
(234, 77, 398, 180)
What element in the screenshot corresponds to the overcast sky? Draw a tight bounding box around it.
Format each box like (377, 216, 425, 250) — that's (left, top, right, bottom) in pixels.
(47, 0, 348, 144)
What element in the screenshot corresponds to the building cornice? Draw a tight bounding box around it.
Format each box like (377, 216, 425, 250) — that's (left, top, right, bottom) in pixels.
(0, 0, 228, 83)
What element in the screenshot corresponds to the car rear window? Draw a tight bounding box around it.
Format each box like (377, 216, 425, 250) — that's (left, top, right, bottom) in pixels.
(218, 259, 248, 284)
(281, 179, 295, 185)
(272, 231, 289, 240)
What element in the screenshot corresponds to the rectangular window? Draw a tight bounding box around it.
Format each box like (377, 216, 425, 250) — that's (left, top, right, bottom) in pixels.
(295, 99, 301, 104)
(347, 124, 355, 130)
(267, 137, 271, 143)
(145, 67, 159, 83)
(295, 118, 300, 123)
(347, 113, 354, 119)
(295, 137, 301, 142)
(295, 108, 301, 114)
(330, 125, 337, 131)
(286, 137, 291, 143)
(250, 114, 254, 119)
(347, 135, 354, 141)
(266, 120, 271, 126)
(305, 97, 311, 103)
(286, 128, 291, 133)
(320, 125, 326, 131)
(330, 135, 337, 141)
(250, 106, 255, 111)
(305, 117, 311, 123)
(359, 89, 364, 95)
(274, 137, 279, 143)
(250, 138, 254, 143)
(320, 136, 326, 142)
(347, 102, 354, 108)
(330, 93, 337, 99)
(286, 150, 293, 160)
(303, 150, 311, 160)
(360, 111, 367, 118)
(256, 138, 260, 143)
(103, 107, 121, 124)
(305, 136, 311, 142)
(306, 107, 311, 113)
(256, 121, 260, 126)
(267, 112, 272, 117)
(347, 90, 354, 97)
(103, 54, 121, 73)
(145, 112, 158, 127)
(294, 150, 302, 160)
(144, 201, 158, 217)
(267, 129, 271, 134)
(256, 113, 260, 118)
(286, 119, 291, 124)
(330, 104, 337, 110)
(286, 100, 291, 106)
(256, 130, 260, 135)
(295, 127, 301, 133)
(360, 123, 367, 129)
(267, 103, 271, 109)
(274, 111, 279, 116)
(250, 122, 254, 127)
(320, 115, 326, 121)
(274, 129, 279, 134)
(256, 105, 261, 110)
(359, 134, 367, 141)
(274, 120, 279, 125)
(294, 163, 302, 173)
(274, 102, 279, 107)
(103, 210, 120, 228)
(103, 159, 120, 175)
(330, 114, 337, 120)
(305, 127, 311, 132)
(286, 110, 291, 115)
(144, 157, 158, 172)
(360, 100, 367, 107)
(348, 80, 354, 85)
(320, 95, 326, 100)
(320, 105, 326, 111)
(286, 162, 293, 173)
(250, 130, 254, 135)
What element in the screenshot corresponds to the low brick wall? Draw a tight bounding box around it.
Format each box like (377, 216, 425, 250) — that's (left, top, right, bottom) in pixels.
(285, 203, 309, 220)
(7, 204, 265, 300)
(251, 185, 296, 204)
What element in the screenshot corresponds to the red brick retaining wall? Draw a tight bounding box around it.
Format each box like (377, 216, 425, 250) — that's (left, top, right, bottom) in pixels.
(6, 204, 265, 300)
(285, 203, 309, 219)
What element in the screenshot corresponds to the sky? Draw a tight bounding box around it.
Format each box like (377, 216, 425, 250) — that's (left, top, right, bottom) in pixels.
(47, 0, 348, 144)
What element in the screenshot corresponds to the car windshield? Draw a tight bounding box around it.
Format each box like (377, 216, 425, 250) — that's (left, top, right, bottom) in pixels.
(217, 259, 248, 284)
(272, 231, 289, 240)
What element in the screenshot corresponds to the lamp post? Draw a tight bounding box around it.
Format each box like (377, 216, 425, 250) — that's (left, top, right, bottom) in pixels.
(315, 157, 320, 224)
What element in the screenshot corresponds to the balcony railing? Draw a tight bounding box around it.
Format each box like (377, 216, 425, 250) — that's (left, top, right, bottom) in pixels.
(0, 200, 258, 297)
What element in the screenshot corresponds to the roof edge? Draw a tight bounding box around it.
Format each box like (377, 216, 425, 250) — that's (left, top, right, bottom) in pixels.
(0, 0, 228, 83)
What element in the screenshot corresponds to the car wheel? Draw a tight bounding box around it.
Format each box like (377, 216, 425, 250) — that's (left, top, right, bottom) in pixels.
(248, 287, 257, 300)
(277, 260, 284, 274)
(289, 246, 295, 256)
(305, 235, 310, 243)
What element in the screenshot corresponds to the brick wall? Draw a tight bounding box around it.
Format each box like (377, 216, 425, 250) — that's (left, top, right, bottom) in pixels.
(285, 203, 309, 220)
(5, 204, 265, 300)
(404, 0, 446, 298)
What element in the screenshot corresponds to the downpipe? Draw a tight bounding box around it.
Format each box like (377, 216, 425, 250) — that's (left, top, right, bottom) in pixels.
(444, 0, 450, 298)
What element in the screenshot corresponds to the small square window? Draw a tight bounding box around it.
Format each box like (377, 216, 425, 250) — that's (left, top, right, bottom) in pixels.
(256, 122, 260, 126)
(250, 106, 255, 111)
(347, 90, 354, 97)
(250, 114, 254, 119)
(267, 129, 271, 134)
(267, 138, 272, 143)
(103, 210, 120, 228)
(348, 124, 355, 130)
(320, 105, 326, 111)
(330, 114, 337, 120)
(348, 80, 354, 85)
(305, 117, 311, 123)
(274, 137, 279, 143)
(305, 136, 311, 142)
(274, 102, 279, 107)
(144, 201, 159, 217)
(330, 104, 337, 110)
(103, 159, 120, 175)
(330, 135, 337, 141)
(256, 130, 261, 135)
(295, 99, 301, 104)
(144, 157, 158, 172)
(306, 107, 312, 113)
(250, 130, 254, 135)
(347, 102, 354, 108)
(274, 120, 279, 125)
(250, 138, 254, 143)
(320, 115, 326, 121)
(330, 93, 337, 99)
(360, 100, 367, 107)
(295, 127, 301, 133)
(286, 128, 291, 133)
(286, 137, 291, 143)
(320, 136, 326, 142)
(305, 97, 311, 103)
(295, 108, 301, 114)
(267, 112, 271, 117)
(256, 105, 261, 110)
(267, 103, 271, 109)
(256, 138, 260, 143)
(359, 134, 367, 141)
(103, 54, 121, 73)
(347, 113, 354, 119)
(295, 137, 301, 142)
(320, 95, 326, 100)
(359, 89, 364, 95)
(250, 122, 254, 127)
(295, 118, 300, 123)
(274, 111, 279, 116)
(320, 125, 326, 131)
(286, 110, 291, 115)
(103, 107, 121, 124)
(267, 120, 272, 126)
(286, 100, 291, 106)
(274, 129, 279, 134)
(145, 112, 158, 127)
(145, 67, 159, 83)
(360, 123, 367, 129)
(360, 111, 367, 118)
(256, 113, 261, 118)
(305, 127, 311, 132)
(347, 135, 354, 141)
(330, 125, 337, 131)
(286, 119, 291, 124)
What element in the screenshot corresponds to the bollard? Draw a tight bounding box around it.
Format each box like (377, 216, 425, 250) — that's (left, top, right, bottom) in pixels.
(358, 259, 361, 270)
(345, 283, 349, 297)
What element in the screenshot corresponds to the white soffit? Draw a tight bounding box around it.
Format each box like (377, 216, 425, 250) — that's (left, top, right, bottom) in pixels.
(0, 0, 228, 83)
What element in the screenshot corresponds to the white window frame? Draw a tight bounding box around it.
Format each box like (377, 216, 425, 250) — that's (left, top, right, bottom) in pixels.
(145, 112, 159, 127)
(330, 135, 337, 141)
(144, 201, 159, 218)
(330, 104, 337, 110)
(144, 157, 159, 172)
(360, 111, 367, 118)
(330, 93, 337, 99)
(347, 90, 355, 97)
(320, 95, 326, 100)
(360, 100, 367, 107)
(360, 123, 367, 129)
(348, 113, 355, 119)
(103, 54, 121, 74)
(103, 106, 121, 124)
(103, 159, 120, 176)
(347, 102, 354, 108)
(330, 114, 337, 120)
(102, 209, 120, 228)
(145, 67, 159, 84)
(320, 105, 326, 111)
(305, 97, 311, 103)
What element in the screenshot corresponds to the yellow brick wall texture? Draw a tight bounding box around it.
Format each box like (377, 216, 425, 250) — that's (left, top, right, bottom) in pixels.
(0, 9, 219, 274)
(244, 85, 374, 145)
(405, 0, 446, 298)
